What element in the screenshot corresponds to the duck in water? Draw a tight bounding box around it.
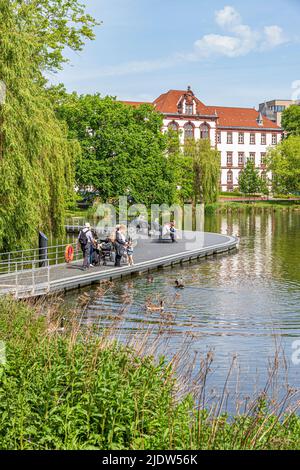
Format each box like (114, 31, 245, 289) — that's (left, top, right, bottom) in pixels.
(175, 278, 185, 289)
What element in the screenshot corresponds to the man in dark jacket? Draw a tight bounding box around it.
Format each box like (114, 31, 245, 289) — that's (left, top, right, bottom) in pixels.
(114, 225, 126, 267)
(78, 222, 95, 270)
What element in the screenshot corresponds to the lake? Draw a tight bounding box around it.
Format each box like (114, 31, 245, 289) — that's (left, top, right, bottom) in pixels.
(65, 210, 300, 411)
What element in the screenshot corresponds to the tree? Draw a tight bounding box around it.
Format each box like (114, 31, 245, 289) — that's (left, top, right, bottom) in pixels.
(267, 136, 300, 194)
(52, 91, 177, 206)
(184, 139, 220, 204)
(0, 0, 96, 250)
(281, 105, 300, 136)
(238, 160, 266, 195)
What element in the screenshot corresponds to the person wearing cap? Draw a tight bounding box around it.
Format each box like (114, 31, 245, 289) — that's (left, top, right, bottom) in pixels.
(77, 222, 95, 270)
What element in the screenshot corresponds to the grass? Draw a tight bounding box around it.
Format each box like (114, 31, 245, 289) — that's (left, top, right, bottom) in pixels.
(206, 200, 300, 215)
(0, 295, 300, 450)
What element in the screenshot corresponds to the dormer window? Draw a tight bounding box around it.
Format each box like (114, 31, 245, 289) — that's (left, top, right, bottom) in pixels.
(185, 104, 193, 115)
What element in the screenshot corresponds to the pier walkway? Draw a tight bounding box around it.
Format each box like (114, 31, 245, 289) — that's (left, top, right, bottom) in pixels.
(0, 232, 238, 299)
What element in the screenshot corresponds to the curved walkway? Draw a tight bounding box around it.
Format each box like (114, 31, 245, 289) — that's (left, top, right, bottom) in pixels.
(0, 232, 238, 299)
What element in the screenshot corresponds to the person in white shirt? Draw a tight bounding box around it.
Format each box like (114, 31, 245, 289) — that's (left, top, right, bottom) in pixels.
(77, 222, 95, 270)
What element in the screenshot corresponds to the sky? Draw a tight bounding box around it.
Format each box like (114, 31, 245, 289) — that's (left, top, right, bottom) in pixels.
(50, 0, 300, 108)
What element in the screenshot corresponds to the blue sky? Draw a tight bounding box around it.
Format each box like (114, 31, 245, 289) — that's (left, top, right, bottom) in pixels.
(50, 0, 300, 107)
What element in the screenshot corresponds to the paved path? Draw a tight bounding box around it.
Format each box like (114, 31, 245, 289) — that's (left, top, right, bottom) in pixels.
(0, 232, 238, 298)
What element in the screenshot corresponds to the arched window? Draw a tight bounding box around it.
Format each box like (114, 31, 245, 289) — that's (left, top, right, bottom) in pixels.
(200, 123, 210, 139)
(227, 171, 233, 183)
(184, 122, 194, 140)
(168, 121, 179, 132)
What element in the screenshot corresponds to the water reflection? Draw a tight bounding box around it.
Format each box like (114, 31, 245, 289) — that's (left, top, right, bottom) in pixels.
(65, 211, 300, 404)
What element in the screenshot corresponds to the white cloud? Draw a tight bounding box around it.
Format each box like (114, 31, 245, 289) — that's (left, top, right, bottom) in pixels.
(215, 5, 241, 29)
(191, 5, 288, 59)
(56, 5, 289, 83)
(263, 25, 287, 48)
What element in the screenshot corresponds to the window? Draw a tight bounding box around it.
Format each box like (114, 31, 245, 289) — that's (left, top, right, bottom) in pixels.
(250, 133, 256, 145)
(261, 171, 267, 181)
(238, 152, 244, 166)
(168, 121, 179, 132)
(217, 131, 221, 144)
(227, 132, 233, 144)
(227, 152, 233, 166)
(272, 134, 277, 145)
(261, 153, 266, 166)
(200, 123, 209, 139)
(184, 123, 194, 140)
(249, 153, 256, 163)
(261, 134, 266, 145)
(227, 171, 233, 183)
(185, 104, 193, 115)
(238, 133, 244, 144)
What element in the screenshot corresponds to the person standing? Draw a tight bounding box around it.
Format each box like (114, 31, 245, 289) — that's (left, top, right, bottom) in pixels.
(114, 225, 127, 267)
(77, 222, 95, 270)
(127, 239, 134, 266)
(170, 221, 177, 243)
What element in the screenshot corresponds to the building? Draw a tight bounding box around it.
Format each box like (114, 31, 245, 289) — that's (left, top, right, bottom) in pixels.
(258, 99, 294, 127)
(122, 87, 282, 192)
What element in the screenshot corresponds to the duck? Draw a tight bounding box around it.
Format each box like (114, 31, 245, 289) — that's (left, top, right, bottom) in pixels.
(146, 300, 164, 312)
(175, 278, 185, 289)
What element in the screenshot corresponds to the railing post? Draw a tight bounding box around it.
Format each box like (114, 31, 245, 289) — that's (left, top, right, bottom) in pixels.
(47, 260, 50, 292)
(15, 262, 18, 298)
(39, 232, 48, 268)
(32, 260, 35, 295)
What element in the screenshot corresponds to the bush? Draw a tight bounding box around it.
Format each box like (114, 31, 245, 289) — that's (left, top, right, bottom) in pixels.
(0, 297, 300, 450)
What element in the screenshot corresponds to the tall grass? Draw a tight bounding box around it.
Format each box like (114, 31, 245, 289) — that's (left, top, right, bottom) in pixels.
(0, 295, 300, 450)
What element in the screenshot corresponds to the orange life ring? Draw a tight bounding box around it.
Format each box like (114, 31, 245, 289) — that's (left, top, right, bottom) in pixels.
(65, 244, 74, 263)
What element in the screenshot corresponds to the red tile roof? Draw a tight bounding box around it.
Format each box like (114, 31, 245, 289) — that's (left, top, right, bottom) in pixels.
(153, 89, 214, 115)
(120, 89, 282, 130)
(207, 106, 280, 130)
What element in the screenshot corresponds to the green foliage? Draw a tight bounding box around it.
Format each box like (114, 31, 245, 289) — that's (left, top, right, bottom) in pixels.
(51, 91, 177, 206)
(0, 297, 300, 450)
(0, 0, 96, 250)
(238, 160, 267, 195)
(184, 138, 221, 204)
(281, 105, 300, 136)
(8, 0, 99, 72)
(267, 136, 300, 194)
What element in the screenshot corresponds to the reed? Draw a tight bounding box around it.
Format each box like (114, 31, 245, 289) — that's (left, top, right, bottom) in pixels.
(0, 295, 299, 450)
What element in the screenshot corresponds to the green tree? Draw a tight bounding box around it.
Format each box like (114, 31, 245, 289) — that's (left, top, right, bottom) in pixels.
(184, 139, 220, 204)
(281, 105, 300, 136)
(238, 160, 266, 195)
(0, 0, 96, 250)
(267, 136, 300, 194)
(53, 92, 177, 206)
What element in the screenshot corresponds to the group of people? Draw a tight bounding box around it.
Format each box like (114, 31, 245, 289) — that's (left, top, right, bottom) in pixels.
(77, 223, 134, 271)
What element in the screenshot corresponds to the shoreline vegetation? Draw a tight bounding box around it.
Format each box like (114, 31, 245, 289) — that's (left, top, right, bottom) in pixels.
(65, 198, 300, 223)
(1, 295, 300, 450)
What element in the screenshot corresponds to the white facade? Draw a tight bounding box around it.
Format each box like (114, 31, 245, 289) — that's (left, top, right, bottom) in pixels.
(217, 129, 280, 190)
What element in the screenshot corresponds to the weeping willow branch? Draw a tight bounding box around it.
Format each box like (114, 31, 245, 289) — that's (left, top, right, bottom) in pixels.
(0, 1, 81, 251)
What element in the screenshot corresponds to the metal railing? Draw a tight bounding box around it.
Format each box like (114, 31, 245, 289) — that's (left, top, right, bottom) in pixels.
(0, 242, 82, 276)
(0, 259, 50, 298)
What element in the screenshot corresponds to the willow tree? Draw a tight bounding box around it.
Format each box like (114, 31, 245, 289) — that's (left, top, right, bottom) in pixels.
(184, 138, 220, 204)
(0, 0, 97, 250)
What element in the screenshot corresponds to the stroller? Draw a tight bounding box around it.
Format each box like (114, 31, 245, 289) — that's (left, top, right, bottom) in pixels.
(99, 238, 115, 265)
